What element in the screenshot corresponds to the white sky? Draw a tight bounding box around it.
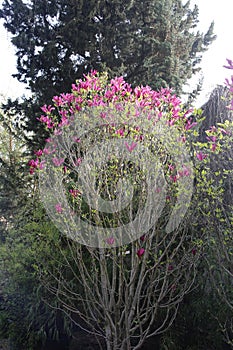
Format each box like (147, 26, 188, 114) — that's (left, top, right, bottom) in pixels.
(0, 0, 233, 106)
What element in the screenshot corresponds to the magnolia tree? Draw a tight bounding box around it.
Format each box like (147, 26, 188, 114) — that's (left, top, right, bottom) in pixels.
(29, 71, 231, 349)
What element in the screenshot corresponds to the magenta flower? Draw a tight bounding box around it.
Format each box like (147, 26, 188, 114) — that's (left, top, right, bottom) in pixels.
(137, 248, 145, 258)
(39, 160, 46, 169)
(191, 248, 197, 256)
(34, 149, 43, 157)
(169, 175, 178, 183)
(178, 165, 190, 177)
(28, 158, 39, 168)
(69, 189, 81, 198)
(140, 235, 146, 242)
(74, 158, 82, 166)
(125, 141, 137, 152)
(106, 237, 115, 245)
(196, 152, 207, 161)
(211, 143, 217, 152)
(223, 58, 233, 69)
(41, 104, 55, 113)
(55, 203, 63, 214)
(38, 115, 54, 129)
(116, 128, 124, 136)
(185, 119, 197, 130)
(52, 157, 64, 166)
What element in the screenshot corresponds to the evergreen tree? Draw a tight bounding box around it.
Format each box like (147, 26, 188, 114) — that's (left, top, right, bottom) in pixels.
(0, 0, 216, 147)
(0, 102, 32, 239)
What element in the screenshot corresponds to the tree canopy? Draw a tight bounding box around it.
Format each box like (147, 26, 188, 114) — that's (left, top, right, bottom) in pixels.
(0, 0, 216, 146)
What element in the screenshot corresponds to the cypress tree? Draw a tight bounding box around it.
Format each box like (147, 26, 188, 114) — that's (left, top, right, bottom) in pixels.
(0, 0, 216, 146)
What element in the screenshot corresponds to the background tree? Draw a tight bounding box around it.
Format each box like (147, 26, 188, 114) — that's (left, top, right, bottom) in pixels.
(0, 103, 31, 237)
(0, 0, 216, 148)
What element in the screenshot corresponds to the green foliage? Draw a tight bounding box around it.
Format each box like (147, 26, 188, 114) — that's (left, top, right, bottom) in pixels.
(0, 0, 216, 148)
(0, 200, 73, 349)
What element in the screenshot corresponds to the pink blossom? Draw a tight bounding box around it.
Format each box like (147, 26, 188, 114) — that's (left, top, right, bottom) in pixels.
(185, 119, 197, 130)
(43, 147, 53, 155)
(178, 165, 190, 177)
(74, 158, 82, 166)
(39, 160, 46, 169)
(168, 164, 175, 171)
(54, 128, 62, 136)
(38, 115, 54, 128)
(58, 115, 69, 127)
(53, 95, 63, 107)
(110, 76, 124, 93)
(170, 175, 178, 183)
(223, 58, 233, 69)
(106, 237, 115, 245)
(140, 235, 146, 242)
(28, 159, 39, 168)
(196, 152, 207, 161)
(52, 157, 64, 166)
(69, 189, 81, 198)
(219, 127, 228, 134)
(41, 104, 55, 113)
(191, 248, 197, 256)
(55, 203, 63, 214)
(34, 149, 43, 157)
(211, 143, 217, 152)
(137, 248, 145, 258)
(63, 166, 68, 174)
(125, 141, 137, 152)
(116, 128, 124, 136)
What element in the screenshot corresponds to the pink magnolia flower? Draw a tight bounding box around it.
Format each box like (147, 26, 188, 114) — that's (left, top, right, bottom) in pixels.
(125, 141, 137, 152)
(38, 115, 54, 129)
(191, 248, 197, 256)
(55, 203, 63, 214)
(63, 166, 68, 174)
(34, 149, 43, 157)
(169, 175, 178, 183)
(168, 164, 175, 171)
(53, 95, 64, 107)
(69, 189, 81, 198)
(196, 152, 207, 161)
(106, 237, 115, 245)
(137, 248, 145, 258)
(168, 264, 173, 271)
(140, 235, 146, 242)
(39, 160, 46, 169)
(211, 143, 217, 152)
(41, 104, 55, 113)
(52, 157, 64, 167)
(223, 58, 233, 69)
(178, 165, 190, 177)
(28, 158, 39, 168)
(185, 119, 197, 130)
(74, 158, 82, 166)
(116, 128, 124, 136)
(155, 188, 161, 193)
